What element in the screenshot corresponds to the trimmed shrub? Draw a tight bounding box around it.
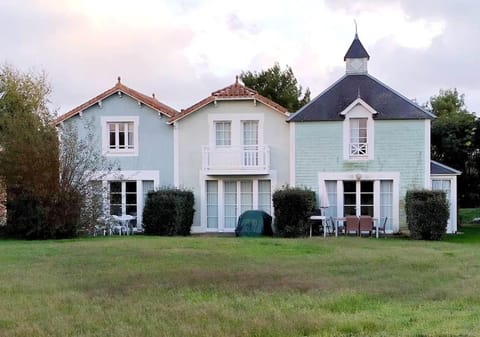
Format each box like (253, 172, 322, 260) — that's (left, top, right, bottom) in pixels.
(405, 189, 449, 240)
(143, 188, 195, 236)
(272, 186, 316, 237)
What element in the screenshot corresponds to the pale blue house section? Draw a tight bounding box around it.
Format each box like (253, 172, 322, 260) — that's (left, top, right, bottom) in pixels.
(64, 94, 174, 186)
(295, 119, 426, 227)
(296, 120, 426, 190)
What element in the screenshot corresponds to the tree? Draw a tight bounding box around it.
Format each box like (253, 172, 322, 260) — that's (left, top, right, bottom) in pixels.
(0, 65, 65, 238)
(240, 63, 310, 112)
(427, 88, 478, 207)
(57, 119, 115, 233)
(0, 65, 59, 202)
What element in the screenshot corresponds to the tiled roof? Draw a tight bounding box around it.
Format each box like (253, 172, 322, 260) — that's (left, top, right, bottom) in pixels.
(169, 80, 289, 123)
(431, 161, 461, 175)
(55, 79, 178, 125)
(344, 34, 370, 60)
(288, 74, 435, 122)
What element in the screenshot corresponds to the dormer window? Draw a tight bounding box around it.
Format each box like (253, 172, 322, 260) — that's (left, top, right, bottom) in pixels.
(342, 99, 375, 161)
(350, 118, 368, 157)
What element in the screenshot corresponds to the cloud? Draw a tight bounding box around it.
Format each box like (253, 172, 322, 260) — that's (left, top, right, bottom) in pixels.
(1, 0, 479, 115)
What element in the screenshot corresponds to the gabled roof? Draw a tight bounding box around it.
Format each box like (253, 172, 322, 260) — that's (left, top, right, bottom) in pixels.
(168, 79, 289, 123)
(431, 160, 461, 175)
(344, 34, 370, 60)
(288, 74, 435, 122)
(55, 78, 178, 125)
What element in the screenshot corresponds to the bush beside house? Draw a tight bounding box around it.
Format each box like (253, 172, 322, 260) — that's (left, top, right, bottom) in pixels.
(406, 190, 449, 240)
(143, 188, 195, 236)
(272, 186, 316, 237)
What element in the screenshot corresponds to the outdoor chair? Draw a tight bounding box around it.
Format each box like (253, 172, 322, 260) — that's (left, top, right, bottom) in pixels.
(324, 216, 336, 236)
(375, 217, 388, 237)
(345, 216, 359, 236)
(111, 215, 128, 235)
(332, 216, 345, 235)
(359, 215, 374, 236)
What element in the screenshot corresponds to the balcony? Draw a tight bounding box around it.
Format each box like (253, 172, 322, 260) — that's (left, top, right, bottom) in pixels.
(202, 145, 270, 175)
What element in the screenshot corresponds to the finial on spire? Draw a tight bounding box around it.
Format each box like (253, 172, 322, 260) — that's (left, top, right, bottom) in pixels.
(235, 75, 239, 84)
(354, 19, 358, 38)
(117, 76, 121, 84)
(357, 88, 361, 98)
(152, 93, 156, 99)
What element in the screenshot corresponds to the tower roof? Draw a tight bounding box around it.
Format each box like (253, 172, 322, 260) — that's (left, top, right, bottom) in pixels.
(344, 34, 370, 61)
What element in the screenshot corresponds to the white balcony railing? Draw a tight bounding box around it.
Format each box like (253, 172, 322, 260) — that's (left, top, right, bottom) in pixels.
(202, 145, 270, 174)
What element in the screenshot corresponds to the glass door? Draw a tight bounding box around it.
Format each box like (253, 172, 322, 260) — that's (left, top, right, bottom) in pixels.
(343, 180, 374, 216)
(242, 121, 259, 167)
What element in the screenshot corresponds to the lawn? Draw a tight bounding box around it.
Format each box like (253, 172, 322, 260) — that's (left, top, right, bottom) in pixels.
(1, 229, 480, 337)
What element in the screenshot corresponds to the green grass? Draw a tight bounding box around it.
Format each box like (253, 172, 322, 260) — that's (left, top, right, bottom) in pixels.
(1, 230, 480, 336)
(459, 208, 480, 225)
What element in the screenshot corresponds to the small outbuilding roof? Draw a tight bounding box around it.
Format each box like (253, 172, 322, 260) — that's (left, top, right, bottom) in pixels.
(431, 160, 461, 175)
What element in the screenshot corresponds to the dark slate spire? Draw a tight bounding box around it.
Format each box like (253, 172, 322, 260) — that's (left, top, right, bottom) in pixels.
(344, 34, 370, 61)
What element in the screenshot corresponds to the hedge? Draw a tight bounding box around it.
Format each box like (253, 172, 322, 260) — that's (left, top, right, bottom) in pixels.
(405, 189, 449, 240)
(272, 186, 316, 237)
(143, 188, 195, 236)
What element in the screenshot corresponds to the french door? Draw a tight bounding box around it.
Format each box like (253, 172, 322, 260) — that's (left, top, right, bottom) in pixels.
(109, 181, 137, 216)
(206, 179, 271, 231)
(343, 180, 374, 216)
(242, 121, 259, 167)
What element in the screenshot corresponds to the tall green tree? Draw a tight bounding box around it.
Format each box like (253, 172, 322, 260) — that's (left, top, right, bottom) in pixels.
(240, 63, 310, 112)
(0, 65, 59, 200)
(427, 88, 478, 207)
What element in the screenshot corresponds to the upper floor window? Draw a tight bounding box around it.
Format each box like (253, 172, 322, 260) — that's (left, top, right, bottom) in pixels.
(215, 121, 231, 147)
(349, 118, 368, 157)
(243, 121, 258, 146)
(101, 116, 139, 156)
(109, 122, 134, 150)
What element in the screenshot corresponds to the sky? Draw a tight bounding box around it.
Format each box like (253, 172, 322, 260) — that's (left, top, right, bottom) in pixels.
(1, 0, 479, 116)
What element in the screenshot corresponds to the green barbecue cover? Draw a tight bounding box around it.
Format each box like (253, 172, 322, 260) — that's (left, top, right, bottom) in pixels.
(235, 210, 273, 237)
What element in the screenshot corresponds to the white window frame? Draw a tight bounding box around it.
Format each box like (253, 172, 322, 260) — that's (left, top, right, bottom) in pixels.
(101, 116, 139, 156)
(342, 99, 376, 161)
(214, 121, 232, 147)
(208, 113, 264, 147)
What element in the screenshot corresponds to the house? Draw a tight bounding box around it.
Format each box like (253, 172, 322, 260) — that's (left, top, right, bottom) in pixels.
(55, 78, 178, 230)
(168, 77, 291, 233)
(288, 34, 460, 233)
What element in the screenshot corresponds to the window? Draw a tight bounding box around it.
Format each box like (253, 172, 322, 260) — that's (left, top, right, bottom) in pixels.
(350, 118, 368, 157)
(205, 179, 272, 231)
(109, 181, 137, 216)
(325, 181, 337, 219)
(242, 121, 259, 166)
(101, 116, 139, 156)
(258, 180, 272, 214)
(343, 180, 373, 216)
(108, 122, 134, 150)
(215, 121, 231, 146)
(206, 181, 219, 229)
(380, 180, 393, 231)
(242, 121, 258, 146)
(224, 181, 237, 229)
